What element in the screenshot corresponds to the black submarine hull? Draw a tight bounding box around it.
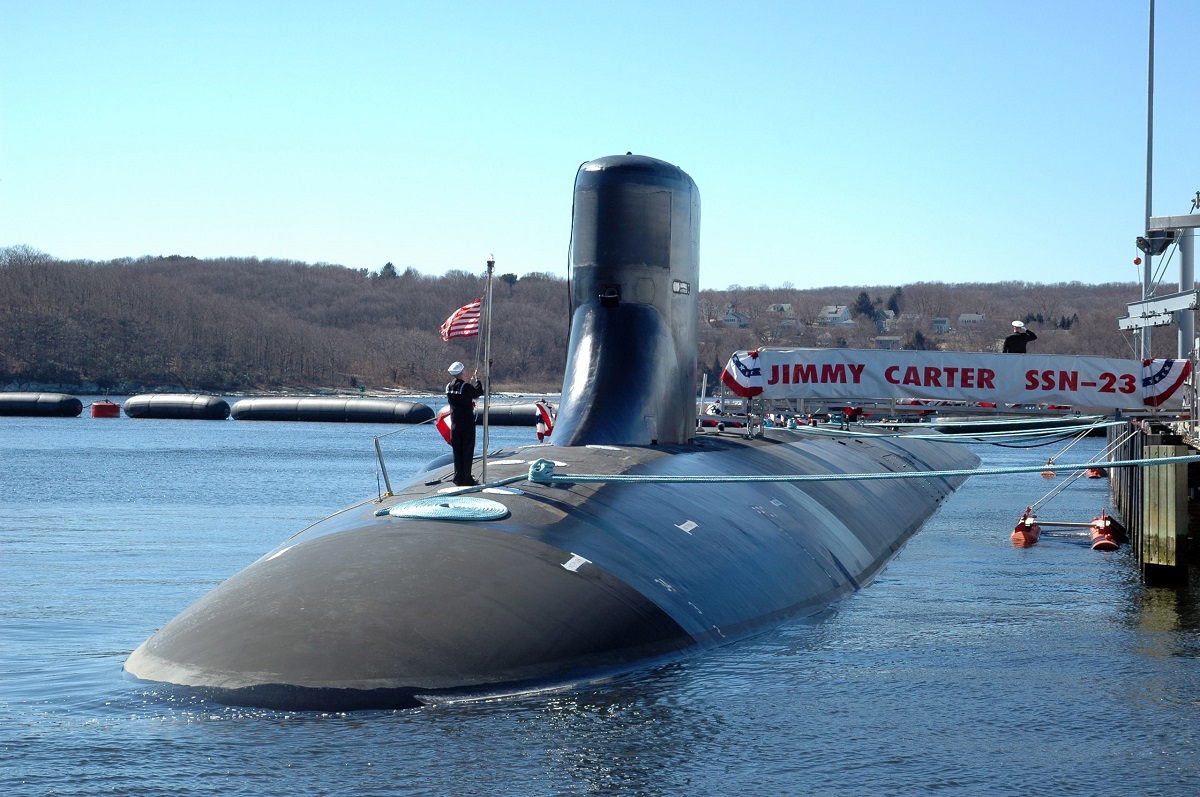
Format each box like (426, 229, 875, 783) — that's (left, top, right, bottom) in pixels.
(125, 430, 975, 710)
(125, 154, 978, 710)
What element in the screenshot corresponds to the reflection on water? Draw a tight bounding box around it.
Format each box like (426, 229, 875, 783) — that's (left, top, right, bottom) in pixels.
(1132, 578, 1200, 662)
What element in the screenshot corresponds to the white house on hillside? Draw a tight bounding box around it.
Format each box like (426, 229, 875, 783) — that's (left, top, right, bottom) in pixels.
(767, 303, 797, 327)
(718, 303, 752, 328)
(817, 305, 853, 326)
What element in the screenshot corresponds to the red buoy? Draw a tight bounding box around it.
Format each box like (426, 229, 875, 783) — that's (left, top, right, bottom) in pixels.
(91, 400, 120, 418)
(1090, 510, 1121, 552)
(1012, 508, 1041, 548)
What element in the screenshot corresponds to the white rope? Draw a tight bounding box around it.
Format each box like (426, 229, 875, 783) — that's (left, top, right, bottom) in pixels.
(1030, 425, 1139, 513)
(519, 453, 1200, 487)
(787, 419, 1123, 443)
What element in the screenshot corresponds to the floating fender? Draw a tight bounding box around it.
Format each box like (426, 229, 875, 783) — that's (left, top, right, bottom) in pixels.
(475, 403, 542, 426)
(230, 397, 434, 423)
(0, 392, 83, 417)
(124, 394, 231, 420)
(1011, 508, 1040, 548)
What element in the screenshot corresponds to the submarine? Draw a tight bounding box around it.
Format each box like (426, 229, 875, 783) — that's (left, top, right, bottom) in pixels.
(124, 154, 980, 710)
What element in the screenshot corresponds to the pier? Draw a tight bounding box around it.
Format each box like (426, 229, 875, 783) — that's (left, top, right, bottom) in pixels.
(1109, 209, 1200, 586)
(1107, 420, 1197, 586)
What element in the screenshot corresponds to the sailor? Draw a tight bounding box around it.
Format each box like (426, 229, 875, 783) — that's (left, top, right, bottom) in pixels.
(445, 361, 484, 486)
(1002, 320, 1037, 353)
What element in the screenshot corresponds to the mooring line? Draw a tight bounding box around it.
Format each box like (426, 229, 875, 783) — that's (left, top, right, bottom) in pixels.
(786, 420, 1125, 443)
(515, 453, 1200, 486)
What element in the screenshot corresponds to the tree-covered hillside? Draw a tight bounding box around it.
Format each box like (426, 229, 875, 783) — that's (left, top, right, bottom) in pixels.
(0, 245, 1161, 394)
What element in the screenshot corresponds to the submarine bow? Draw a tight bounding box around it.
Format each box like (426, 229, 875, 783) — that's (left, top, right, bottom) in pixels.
(125, 154, 978, 710)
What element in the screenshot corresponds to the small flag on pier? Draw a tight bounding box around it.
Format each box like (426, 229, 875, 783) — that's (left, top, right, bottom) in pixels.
(440, 298, 482, 341)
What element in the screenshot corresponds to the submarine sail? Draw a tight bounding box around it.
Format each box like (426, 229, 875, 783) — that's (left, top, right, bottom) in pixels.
(124, 154, 979, 710)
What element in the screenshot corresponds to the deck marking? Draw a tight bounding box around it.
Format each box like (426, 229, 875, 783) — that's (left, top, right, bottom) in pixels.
(561, 554, 590, 572)
(266, 545, 293, 562)
(676, 520, 698, 534)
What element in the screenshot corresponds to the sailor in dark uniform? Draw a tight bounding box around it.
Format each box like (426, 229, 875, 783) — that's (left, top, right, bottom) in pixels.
(445, 361, 484, 486)
(1002, 320, 1037, 353)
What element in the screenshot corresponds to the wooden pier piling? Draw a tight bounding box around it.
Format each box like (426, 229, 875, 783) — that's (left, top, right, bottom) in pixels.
(1107, 421, 1192, 585)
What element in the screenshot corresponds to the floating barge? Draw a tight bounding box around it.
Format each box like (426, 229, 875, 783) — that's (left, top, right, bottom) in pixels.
(0, 392, 83, 417)
(230, 397, 434, 423)
(125, 394, 231, 420)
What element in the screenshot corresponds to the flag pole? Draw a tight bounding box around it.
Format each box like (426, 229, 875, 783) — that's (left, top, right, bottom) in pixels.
(481, 256, 494, 483)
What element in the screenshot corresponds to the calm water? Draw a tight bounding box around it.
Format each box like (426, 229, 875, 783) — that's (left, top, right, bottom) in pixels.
(3, 402, 1200, 796)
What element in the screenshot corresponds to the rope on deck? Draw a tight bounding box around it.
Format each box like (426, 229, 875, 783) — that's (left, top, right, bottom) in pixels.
(514, 453, 1200, 486)
(380, 494, 512, 520)
(789, 419, 1125, 442)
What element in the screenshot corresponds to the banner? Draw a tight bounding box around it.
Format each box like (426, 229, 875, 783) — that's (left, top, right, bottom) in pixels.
(720, 348, 1190, 412)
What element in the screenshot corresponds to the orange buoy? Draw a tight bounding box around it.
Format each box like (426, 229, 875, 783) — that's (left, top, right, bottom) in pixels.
(1012, 508, 1041, 548)
(91, 400, 120, 418)
(1041, 458, 1056, 478)
(1089, 509, 1126, 551)
(1094, 511, 1118, 554)
(1090, 527, 1118, 551)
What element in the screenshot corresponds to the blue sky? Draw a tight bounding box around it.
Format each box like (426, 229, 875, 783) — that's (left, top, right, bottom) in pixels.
(2, 1, 1197, 290)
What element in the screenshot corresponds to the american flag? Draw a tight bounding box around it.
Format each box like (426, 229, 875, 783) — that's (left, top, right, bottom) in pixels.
(439, 298, 482, 341)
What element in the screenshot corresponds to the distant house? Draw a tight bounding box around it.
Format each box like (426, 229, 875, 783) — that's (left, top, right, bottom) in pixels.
(932, 317, 951, 334)
(767, 303, 797, 328)
(817, 305, 853, 326)
(718, 303, 752, 328)
(958, 313, 986, 326)
(875, 309, 896, 331)
(875, 336, 902, 350)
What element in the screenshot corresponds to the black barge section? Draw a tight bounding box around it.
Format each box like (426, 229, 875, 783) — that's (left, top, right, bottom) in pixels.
(124, 394, 231, 420)
(230, 397, 434, 423)
(0, 392, 83, 417)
